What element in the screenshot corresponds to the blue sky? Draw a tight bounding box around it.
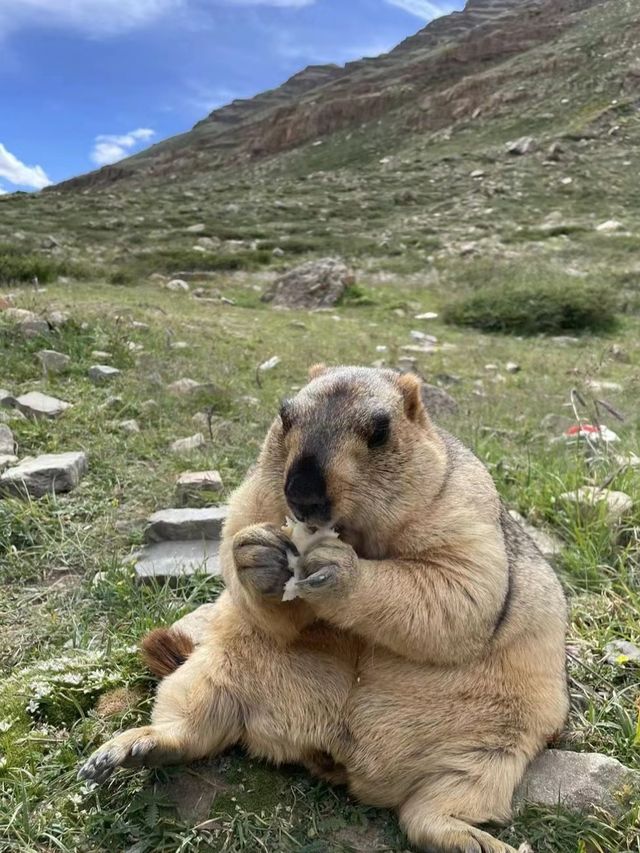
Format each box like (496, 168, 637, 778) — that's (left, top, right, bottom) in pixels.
(0, 0, 463, 193)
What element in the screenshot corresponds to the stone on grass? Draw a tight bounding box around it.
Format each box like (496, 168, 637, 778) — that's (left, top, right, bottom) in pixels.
(145, 506, 228, 543)
(171, 603, 219, 645)
(515, 750, 640, 817)
(88, 364, 121, 383)
(185, 223, 206, 234)
(0, 455, 18, 472)
(46, 310, 70, 328)
(506, 362, 521, 374)
(20, 319, 50, 338)
(420, 383, 459, 418)
(167, 378, 201, 395)
(119, 419, 141, 434)
(101, 395, 123, 411)
(596, 219, 624, 233)
(415, 312, 438, 320)
(135, 540, 221, 581)
(509, 511, 563, 562)
(171, 433, 206, 454)
(0, 424, 14, 455)
(587, 379, 623, 394)
(0, 451, 87, 498)
(15, 391, 71, 419)
(37, 350, 71, 374)
(176, 470, 224, 506)
(604, 640, 640, 666)
(90, 350, 112, 360)
(0, 389, 15, 407)
(559, 487, 633, 523)
(3, 308, 37, 323)
(506, 136, 536, 155)
(262, 257, 355, 310)
(167, 279, 190, 293)
(258, 355, 281, 372)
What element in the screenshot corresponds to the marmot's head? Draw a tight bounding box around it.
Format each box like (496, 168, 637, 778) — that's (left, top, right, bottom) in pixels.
(271, 365, 447, 542)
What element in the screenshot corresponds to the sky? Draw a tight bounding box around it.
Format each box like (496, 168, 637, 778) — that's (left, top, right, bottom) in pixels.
(0, 0, 464, 194)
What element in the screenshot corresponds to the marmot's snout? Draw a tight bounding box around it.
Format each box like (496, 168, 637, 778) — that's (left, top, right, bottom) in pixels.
(285, 453, 332, 525)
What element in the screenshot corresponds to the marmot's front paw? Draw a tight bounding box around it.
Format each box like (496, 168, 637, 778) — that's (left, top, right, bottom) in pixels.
(233, 524, 299, 598)
(296, 539, 357, 600)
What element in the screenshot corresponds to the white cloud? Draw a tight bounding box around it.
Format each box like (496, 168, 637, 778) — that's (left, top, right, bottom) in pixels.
(0, 186, 8, 195)
(0, 143, 51, 190)
(385, 0, 456, 19)
(90, 128, 155, 166)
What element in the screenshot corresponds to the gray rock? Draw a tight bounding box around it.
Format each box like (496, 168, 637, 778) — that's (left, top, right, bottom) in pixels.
(0, 424, 14, 455)
(507, 136, 536, 155)
(46, 310, 70, 328)
(90, 350, 112, 361)
(176, 470, 224, 506)
(171, 603, 219, 645)
(506, 362, 521, 374)
(37, 350, 71, 374)
(155, 759, 231, 822)
(20, 319, 50, 338)
(0, 451, 87, 498)
(101, 395, 123, 411)
(15, 391, 72, 419)
(167, 378, 201, 395)
(420, 383, 459, 418)
(88, 364, 121, 383)
(145, 506, 227, 543)
(167, 279, 190, 293)
(604, 640, 640, 665)
(515, 750, 640, 817)
(258, 355, 281, 372)
(135, 540, 221, 581)
(3, 308, 37, 323)
(0, 454, 18, 472)
(185, 223, 206, 234)
(0, 389, 15, 407)
(559, 487, 633, 523)
(41, 235, 60, 249)
(119, 419, 141, 434)
(262, 257, 355, 310)
(509, 511, 563, 562)
(171, 433, 206, 454)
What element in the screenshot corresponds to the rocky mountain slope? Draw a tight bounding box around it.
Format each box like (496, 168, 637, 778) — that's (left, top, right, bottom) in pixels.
(52, 0, 606, 191)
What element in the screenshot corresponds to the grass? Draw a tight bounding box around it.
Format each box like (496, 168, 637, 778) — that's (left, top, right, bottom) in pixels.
(0, 266, 638, 852)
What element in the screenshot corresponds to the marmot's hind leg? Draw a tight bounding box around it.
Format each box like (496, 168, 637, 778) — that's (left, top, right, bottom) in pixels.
(399, 754, 527, 853)
(79, 660, 243, 784)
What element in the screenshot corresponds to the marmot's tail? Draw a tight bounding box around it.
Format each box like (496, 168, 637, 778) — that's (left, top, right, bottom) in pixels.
(141, 628, 194, 678)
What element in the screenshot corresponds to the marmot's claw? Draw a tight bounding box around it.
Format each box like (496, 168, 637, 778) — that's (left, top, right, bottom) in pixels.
(296, 565, 340, 595)
(77, 749, 117, 784)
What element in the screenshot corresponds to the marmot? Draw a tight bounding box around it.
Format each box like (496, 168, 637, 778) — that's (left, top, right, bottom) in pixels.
(80, 365, 569, 853)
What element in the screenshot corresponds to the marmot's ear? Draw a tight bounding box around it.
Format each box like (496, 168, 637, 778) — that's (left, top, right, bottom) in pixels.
(397, 373, 428, 425)
(308, 363, 328, 380)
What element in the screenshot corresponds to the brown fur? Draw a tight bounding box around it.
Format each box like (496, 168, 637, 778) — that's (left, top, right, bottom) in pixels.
(81, 366, 568, 852)
(140, 628, 195, 679)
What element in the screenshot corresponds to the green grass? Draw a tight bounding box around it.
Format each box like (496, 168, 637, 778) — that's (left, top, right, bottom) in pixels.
(0, 267, 638, 852)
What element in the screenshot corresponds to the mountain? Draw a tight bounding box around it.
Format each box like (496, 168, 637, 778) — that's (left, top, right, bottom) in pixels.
(52, 0, 604, 192)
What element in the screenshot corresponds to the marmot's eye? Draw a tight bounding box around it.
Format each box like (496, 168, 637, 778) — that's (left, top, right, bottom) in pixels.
(280, 400, 295, 435)
(368, 413, 390, 449)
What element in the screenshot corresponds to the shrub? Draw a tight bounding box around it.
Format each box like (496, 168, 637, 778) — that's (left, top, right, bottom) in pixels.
(443, 268, 618, 335)
(0, 245, 62, 284)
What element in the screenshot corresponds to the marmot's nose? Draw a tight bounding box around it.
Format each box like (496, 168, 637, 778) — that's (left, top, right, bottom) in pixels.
(285, 454, 331, 523)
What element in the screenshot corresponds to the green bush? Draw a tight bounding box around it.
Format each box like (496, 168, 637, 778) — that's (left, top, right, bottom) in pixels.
(134, 247, 273, 274)
(443, 269, 618, 335)
(0, 244, 65, 284)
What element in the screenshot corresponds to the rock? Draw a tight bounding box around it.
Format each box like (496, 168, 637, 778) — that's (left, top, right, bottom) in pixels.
(596, 219, 624, 233)
(15, 391, 72, 419)
(167, 378, 201, 395)
(167, 279, 190, 293)
(135, 540, 221, 581)
(0, 424, 14, 455)
(88, 365, 121, 384)
(20, 319, 50, 338)
(176, 471, 224, 506)
(170, 433, 207, 454)
(130, 320, 149, 330)
(546, 141, 564, 161)
(506, 362, 521, 374)
(515, 750, 640, 817)
(262, 257, 355, 310)
(3, 308, 37, 323)
(559, 487, 633, 523)
(258, 355, 281, 372)
(509, 511, 563, 562)
(0, 454, 18, 472)
(185, 223, 206, 234)
(145, 506, 227, 543)
(195, 236, 221, 250)
(41, 235, 60, 249)
(37, 350, 71, 374)
(0, 451, 87, 498)
(615, 453, 640, 468)
(46, 310, 70, 328)
(139, 399, 158, 414)
(420, 383, 459, 418)
(119, 419, 141, 434)
(101, 395, 123, 411)
(587, 379, 623, 394)
(171, 341, 189, 350)
(171, 603, 219, 645)
(610, 344, 629, 363)
(415, 312, 438, 320)
(272, 247, 285, 257)
(604, 640, 640, 665)
(90, 350, 112, 360)
(506, 136, 536, 155)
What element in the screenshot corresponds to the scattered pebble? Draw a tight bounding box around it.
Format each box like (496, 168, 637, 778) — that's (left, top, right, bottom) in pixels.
(37, 349, 71, 374)
(170, 433, 207, 454)
(88, 365, 121, 384)
(119, 419, 141, 434)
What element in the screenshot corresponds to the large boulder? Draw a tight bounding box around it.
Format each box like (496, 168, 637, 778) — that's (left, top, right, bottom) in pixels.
(0, 452, 87, 498)
(262, 258, 355, 310)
